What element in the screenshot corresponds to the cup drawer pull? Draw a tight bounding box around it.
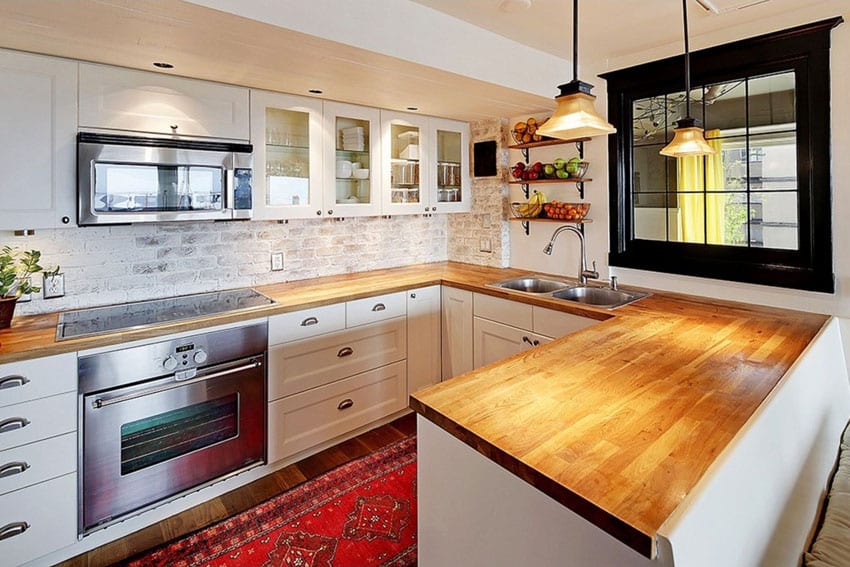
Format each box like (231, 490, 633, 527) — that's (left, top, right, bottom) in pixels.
(0, 521, 29, 541)
(337, 347, 354, 358)
(0, 417, 30, 434)
(371, 303, 386, 312)
(300, 317, 319, 327)
(0, 375, 29, 390)
(337, 399, 354, 411)
(0, 461, 29, 478)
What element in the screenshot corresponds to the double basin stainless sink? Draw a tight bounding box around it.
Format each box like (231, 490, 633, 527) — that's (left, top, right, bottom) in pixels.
(488, 276, 649, 309)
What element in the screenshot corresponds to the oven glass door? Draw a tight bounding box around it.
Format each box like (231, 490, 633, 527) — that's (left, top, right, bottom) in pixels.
(81, 356, 265, 533)
(93, 163, 224, 212)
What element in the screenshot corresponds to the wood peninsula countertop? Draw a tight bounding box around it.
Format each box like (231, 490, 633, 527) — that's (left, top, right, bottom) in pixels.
(0, 262, 828, 557)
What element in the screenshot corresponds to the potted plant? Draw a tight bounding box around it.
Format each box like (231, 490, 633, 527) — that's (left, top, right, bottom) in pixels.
(0, 246, 43, 329)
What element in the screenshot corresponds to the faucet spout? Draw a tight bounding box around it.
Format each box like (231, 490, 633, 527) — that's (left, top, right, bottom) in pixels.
(542, 225, 598, 285)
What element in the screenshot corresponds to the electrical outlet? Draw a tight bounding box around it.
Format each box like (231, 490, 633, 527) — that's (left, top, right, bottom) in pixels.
(43, 273, 65, 299)
(479, 238, 493, 253)
(271, 252, 284, 271)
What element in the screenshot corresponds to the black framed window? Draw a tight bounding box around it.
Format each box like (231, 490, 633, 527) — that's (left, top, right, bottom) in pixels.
(602, 18, 841, 292)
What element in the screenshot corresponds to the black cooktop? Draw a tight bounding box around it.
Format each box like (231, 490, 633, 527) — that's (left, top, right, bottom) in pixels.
(56, 288, 275, 340)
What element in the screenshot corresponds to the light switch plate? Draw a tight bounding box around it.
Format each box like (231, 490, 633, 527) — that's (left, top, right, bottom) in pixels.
(479, 238, 493, 253)
(271, 252, 284, 271)
(43, 273, 65, 299)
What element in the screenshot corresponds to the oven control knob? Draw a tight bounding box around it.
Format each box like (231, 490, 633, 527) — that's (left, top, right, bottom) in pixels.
(193, 350, 208, 364)
(162, 356, 179, 372)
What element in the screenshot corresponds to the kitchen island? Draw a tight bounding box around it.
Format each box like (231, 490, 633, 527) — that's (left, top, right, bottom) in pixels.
(0, 261, 847, 566)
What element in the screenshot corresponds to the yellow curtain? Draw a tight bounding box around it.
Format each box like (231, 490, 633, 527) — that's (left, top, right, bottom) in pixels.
(676, 130, 724, 244)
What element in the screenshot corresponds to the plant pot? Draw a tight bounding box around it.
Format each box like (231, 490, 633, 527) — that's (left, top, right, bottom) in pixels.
(0, 296, 18, 329)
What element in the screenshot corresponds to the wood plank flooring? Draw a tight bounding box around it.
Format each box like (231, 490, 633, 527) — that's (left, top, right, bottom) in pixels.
(58, 413, 416, 567)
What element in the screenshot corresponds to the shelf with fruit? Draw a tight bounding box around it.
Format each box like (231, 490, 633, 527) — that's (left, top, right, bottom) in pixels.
(510, 157, 590, 198)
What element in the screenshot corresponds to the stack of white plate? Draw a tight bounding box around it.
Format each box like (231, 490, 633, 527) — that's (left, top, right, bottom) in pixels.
(341, 126, 365, 151)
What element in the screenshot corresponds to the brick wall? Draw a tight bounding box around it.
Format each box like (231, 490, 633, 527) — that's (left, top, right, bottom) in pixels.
(3, 215, 447, 315)
(446, 118, 510, 267)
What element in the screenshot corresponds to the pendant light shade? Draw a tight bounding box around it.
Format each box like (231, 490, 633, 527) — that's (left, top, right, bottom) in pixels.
(535, 0, 616, 141)
(660, 0, 715, 158)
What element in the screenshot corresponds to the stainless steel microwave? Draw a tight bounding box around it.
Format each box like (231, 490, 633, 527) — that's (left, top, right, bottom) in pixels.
(77, 132, 253, 226)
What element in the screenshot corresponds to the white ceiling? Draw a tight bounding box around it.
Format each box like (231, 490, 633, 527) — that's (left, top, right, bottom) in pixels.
(0, 0, 843, 123)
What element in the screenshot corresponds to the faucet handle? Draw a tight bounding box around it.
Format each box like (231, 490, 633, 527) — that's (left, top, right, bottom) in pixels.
(582, 260, 600, 283)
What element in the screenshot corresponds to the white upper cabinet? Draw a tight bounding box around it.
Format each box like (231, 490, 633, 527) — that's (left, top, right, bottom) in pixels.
(381, 110, 432, 216)
(322, 101, 382, 217)
(430, 117, 471, 214)
(0, 49, 76, 230)
(381, 111, 470, 216)
(78, 63, 250, 140)
(251, 90, 324, 220)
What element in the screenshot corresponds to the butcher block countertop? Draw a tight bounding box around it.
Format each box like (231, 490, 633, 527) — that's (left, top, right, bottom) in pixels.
(0, 262, 828, 557)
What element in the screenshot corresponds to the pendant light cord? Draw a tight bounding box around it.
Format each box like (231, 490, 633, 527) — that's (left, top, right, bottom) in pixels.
(572, 0, 579, 82)
(683, 0, 691, 119)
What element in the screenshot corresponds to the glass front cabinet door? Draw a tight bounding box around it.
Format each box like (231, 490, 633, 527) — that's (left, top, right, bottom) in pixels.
(322, 101, 382, 217)
(251, 91, 323, 220)
(381, 111, 432, 216)
(430, 117, 470, 214)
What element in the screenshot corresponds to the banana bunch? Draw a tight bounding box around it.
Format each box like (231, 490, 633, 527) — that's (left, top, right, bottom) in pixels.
(515, 191, 546, 218)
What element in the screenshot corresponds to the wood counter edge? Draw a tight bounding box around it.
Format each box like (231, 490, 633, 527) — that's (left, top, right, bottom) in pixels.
(407, 397, 655, 558)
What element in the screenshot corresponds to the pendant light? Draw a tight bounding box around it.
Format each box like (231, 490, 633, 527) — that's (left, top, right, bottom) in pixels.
(535, 0, 616, 141)
(660, 0, 716, 157)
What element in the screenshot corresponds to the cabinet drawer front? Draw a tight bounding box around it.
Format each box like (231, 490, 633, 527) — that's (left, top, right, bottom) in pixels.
(269, 317, 406, 399)
(0, 432, 76, 497)
(0, 392, 76, 452)
(269, 303, 346, 344)
(346, 292, 406, 328)
(0, 353, 76, 409)
(473, 293, 533, 329)
(0, 472, 77, 566)
(532, 306, 597, 339)
(268, 361, 407, 462)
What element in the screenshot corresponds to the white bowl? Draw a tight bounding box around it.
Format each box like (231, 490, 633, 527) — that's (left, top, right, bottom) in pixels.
(353, 168, 370, 179)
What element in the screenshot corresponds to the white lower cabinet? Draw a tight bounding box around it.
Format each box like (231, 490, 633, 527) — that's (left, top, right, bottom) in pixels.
(0, 472, 77, 566)
(407, 286, 442, 394)
(268, 361, 407, 462)
(441, 286, 473, 380)
(474, 318, 552, 368)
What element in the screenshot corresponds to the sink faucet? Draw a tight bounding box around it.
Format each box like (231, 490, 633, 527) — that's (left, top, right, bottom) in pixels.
(542, 225, 599, 285)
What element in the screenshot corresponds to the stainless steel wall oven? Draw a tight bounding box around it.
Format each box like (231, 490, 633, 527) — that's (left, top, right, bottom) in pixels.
(77, 322, 267, 535)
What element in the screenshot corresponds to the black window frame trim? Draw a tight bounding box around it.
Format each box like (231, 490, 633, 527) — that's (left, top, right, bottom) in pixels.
(601, 17, 842, 293)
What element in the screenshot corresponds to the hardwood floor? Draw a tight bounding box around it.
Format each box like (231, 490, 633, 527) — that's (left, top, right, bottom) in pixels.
(58, 413, 417, 567)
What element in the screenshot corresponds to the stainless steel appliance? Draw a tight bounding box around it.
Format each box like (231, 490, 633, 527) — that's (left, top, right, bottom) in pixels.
(77, 132, 253, 225)
(56, 288, 275, 340)
(78, 322, 267, 534)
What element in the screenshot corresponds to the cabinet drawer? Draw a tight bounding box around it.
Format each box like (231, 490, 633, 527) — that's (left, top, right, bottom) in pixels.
(532, 306, 597, 339)
(0, 432, 76, 497)
(0, 392, 76, 452)
(0, 353, 76, 409)
(473, 293, 533, 329)
(269, 317, 406, 400)
(0, 472, 77, 566)
(346, 292, 406, 328)
(268, 361, 407, 462)
(269, 303, 346, 344)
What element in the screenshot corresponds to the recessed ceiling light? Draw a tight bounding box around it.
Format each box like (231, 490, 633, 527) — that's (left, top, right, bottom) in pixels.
(308, 89, 323, 94)
(498, 0, 532, 13)
(152, 62, 174, 69)
(406, 106, 419, 111)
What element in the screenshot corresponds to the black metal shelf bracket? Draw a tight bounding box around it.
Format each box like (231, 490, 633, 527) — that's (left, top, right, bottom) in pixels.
(521, 147, 530, 162)
(576, 181, 584, 200)
(521, 220, 530, 235)
(522, 183, 530, 199)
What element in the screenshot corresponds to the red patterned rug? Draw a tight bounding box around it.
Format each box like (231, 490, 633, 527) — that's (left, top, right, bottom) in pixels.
(124, 436, 417, 567)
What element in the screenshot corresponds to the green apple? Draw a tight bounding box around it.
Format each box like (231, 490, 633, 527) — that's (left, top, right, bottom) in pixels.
(566, 157, 582, 175)
(555, 169, 570, 179)
(553, 158, 566, 170)
(543, 164, 555, 176)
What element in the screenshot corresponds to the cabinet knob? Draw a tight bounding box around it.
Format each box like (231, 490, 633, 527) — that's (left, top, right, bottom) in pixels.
(327, 210, 333, 215)
(431, 206, 437, 211)
(410, 293, 416, 299)
(61, 216, 70, 224)
(170, 124, 178, 131)
(522, 336, 533, 346)
(316, 210, 322, 216)
(424, 206, 429, 212)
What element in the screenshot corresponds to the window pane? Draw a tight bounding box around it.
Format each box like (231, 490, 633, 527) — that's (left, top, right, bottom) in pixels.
(748, 71, 796, 128)
(748, 132, 797, 191)
(720, 193, 749, 247)
(718, 136, 748, 191)
(633, 193, 671, 241)
(704, 79, 747, 131)
(634, 144, 669, 192)
(751, 191, 798, 250)
(669, 192, 706, 244)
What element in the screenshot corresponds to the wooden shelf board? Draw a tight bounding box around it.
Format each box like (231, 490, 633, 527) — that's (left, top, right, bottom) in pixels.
(508, 137, 590, 150)
(508, 178, 591, 184)
(509, 217, 592, 224)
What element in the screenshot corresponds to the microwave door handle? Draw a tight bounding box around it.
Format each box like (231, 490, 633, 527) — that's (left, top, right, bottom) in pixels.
(225, 167, 235, 210)
(90, 359, 262, 409)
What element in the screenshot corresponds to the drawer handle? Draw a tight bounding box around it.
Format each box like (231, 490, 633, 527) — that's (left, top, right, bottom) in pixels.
(522, 336, 533, 346)
(337, 347, 354, 358)
(0, 418, 30, 434)
(0, 461, 29, 478)
(532, 339, 540, 346)
(300, 317, 319, 327)
(0, 375, 29, 390)
(0, 521, 29, 541)
(371, 303, 386, 312)
(337, 398, 354, 411)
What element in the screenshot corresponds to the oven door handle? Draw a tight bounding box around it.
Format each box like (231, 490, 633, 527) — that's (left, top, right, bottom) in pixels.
(91, 359, 262, 409)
